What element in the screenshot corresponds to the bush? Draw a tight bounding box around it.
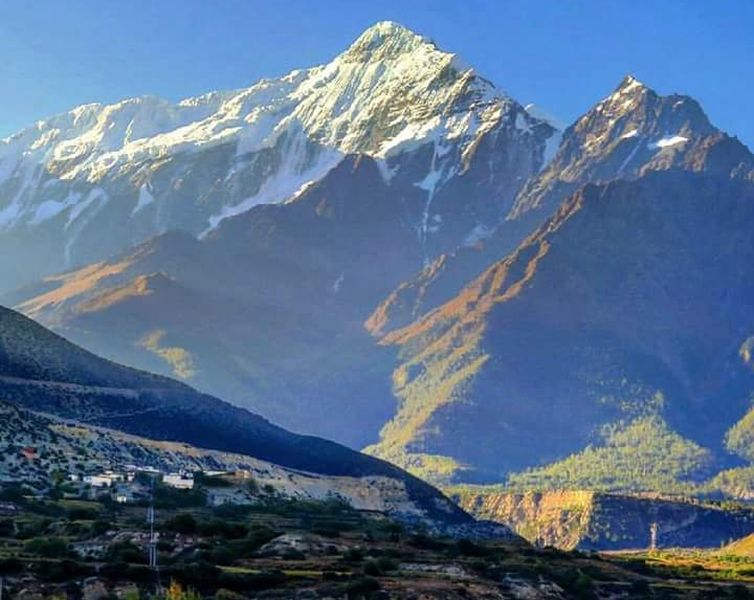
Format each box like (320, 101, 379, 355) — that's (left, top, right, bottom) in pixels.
(197, 519, 248, 539)
(214, 589, 249, 600)
(25, 536, 70, 558)
(0, 519, 15, 537)
(453, 539, 491, 558)
(35, 559, 94, 582)
(362, 560, 382, 577)
(629, 580, 651, 595)
(206, 545, 235, 565)
(556, 569, 596, 600)
(217, 569, 287, 592)
(154, 485, 205, 509)
(105, 541, 145, 564)
(164, 513, 198, 535)
(99, 562, 153, 583)
(729, 585, 754, 600)
(90, 519, 112, 536)
(342, 548, 365, 563)
(359, 556, 399, 578)
(166, 560, 221, 590)
(66, 506, 100, 521)
(0, 557, 22, 575)
(408, 534, 446, 551)
(342, 576, 381, 599)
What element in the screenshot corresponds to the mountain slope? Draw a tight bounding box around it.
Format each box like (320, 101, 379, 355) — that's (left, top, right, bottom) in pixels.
(0, 400, 464, 519)
(366, 170, 754, 486)
(0, 21, 555, 291)
(4, 156, 425, 445)
(0, 304, 470, 524)
(367, 76, 754, 336)
(9, 76, 754, 460)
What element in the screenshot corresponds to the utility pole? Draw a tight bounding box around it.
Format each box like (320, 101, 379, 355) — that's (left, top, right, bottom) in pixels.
(147, 502, 156, 568)
(146, 474, 162, 592)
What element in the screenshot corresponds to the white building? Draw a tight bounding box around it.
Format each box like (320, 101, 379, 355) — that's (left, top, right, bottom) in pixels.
(84, 471, 125, 488)
(163, 473, 194, 490)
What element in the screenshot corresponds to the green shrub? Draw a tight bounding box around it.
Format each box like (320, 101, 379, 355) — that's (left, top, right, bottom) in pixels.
(25, 536, 70, 558)
(342, 576, 381, 599)
(164, 513, 198, 535)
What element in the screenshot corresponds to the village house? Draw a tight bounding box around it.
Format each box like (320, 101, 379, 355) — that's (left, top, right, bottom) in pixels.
(113, 482, 148, 504)
(163, 473, 194, 489)
(83, 471, 127, 488)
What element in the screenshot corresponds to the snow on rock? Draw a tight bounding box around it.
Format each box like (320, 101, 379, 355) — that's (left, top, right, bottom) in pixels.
(524, 104, 563, 168)
(132, 184, 156, 215)
(463, 224, 494, 247)
(650, 135, 689, 149)
(0, 21, 558, 292)
(0, 21, 549, 236)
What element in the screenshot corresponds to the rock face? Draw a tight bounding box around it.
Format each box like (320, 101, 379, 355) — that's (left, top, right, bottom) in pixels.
(456, 490, 754, 551)
(0, 304, 472, 525)
(509, 75, 754, 220)
(367, 75, 754, 336)
(0, 21, 555, 292)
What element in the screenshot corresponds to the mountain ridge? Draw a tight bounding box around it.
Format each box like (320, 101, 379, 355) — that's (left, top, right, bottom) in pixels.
(366, 74, 754, 337)
(364, 169, 754, 488)
(0, 21, 556, 291)
(6, 23, 754, 500)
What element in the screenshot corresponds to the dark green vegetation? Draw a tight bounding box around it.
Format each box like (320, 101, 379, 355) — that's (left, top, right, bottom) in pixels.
(3, 485, 754, 599)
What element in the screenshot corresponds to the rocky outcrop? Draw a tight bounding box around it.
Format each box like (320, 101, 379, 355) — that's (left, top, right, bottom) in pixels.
(456, 490, 754, 551)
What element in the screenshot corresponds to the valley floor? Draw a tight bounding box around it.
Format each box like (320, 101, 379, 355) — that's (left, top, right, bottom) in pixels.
(2, 486, 754, 599)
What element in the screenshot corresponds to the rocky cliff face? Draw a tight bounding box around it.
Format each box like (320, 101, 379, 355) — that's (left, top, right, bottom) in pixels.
(510, 75, 754, 221)
(456, 490, 754, 551)
(0, 21, 555, 292)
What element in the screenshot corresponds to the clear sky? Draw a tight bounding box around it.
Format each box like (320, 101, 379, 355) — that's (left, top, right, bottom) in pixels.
(1, 0, 752, 147)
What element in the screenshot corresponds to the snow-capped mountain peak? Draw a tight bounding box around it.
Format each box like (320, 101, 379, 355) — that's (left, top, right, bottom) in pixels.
(344, 20, 434, 58)
(0, 21, 557, 290)
(508, 74, 752, 221)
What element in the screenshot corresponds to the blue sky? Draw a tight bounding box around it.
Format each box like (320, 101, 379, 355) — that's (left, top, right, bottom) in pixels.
(1, 0, 752, 147)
